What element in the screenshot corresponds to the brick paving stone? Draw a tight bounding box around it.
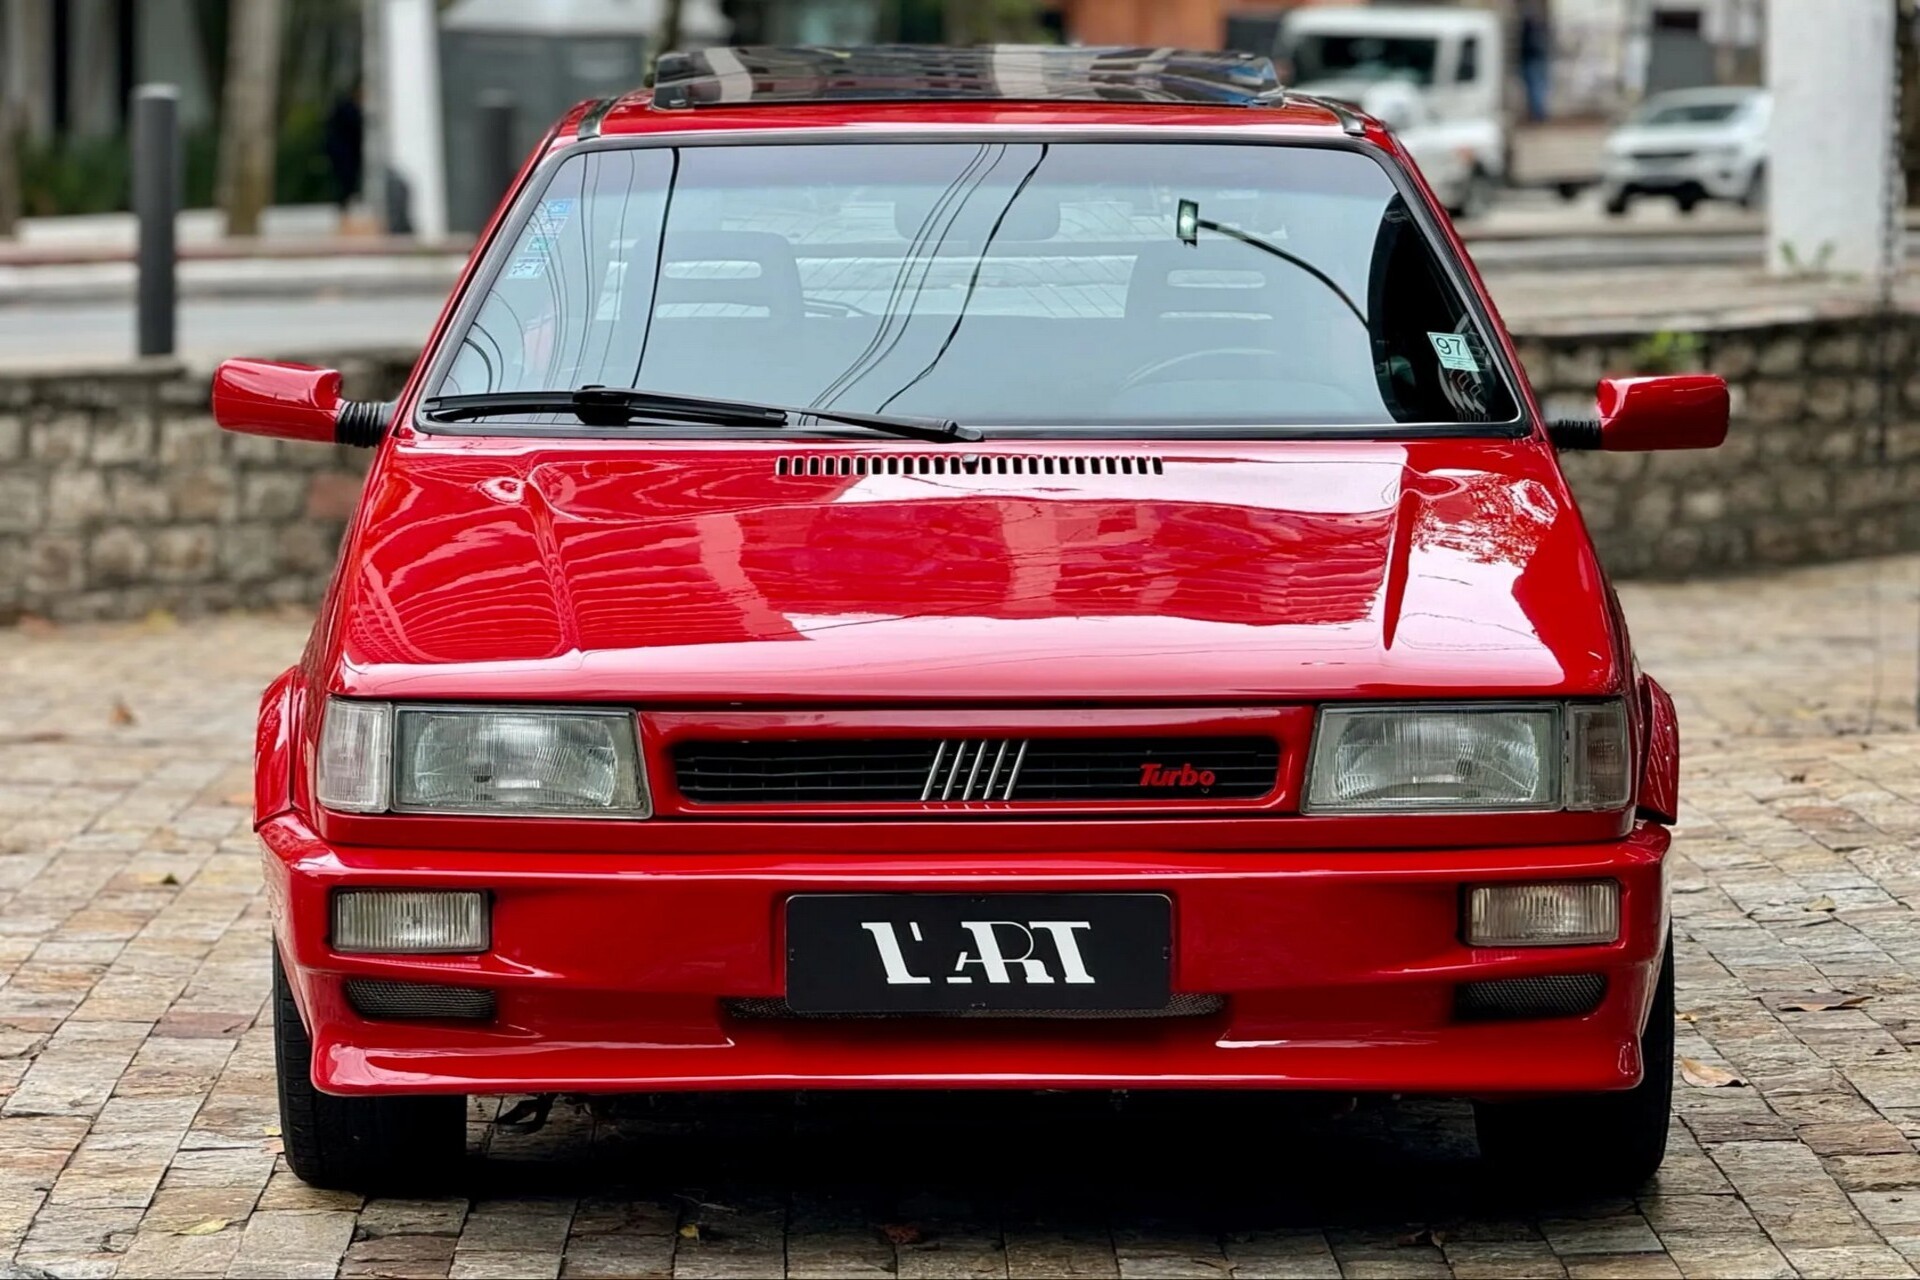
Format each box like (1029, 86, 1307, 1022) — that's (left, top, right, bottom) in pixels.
(4, 560, 1920, 1276)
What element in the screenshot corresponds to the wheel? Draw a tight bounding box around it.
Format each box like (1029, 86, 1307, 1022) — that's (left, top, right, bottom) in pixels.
(1473, 935, 1674, 1193)
(1603, 189, 1633, 217)
(1739, 164, 1767, 211)
(1675, 188, 1702, 215)
(273, 945, 467, 1191)
(1447, 168, 1498, 221)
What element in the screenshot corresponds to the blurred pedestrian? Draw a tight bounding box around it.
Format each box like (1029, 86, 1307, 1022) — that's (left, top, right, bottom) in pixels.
(323, 87, 365, 224)
(1519, 3, 1551, 122)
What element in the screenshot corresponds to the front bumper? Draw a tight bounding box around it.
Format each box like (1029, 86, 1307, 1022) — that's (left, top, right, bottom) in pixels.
(263, 815, 1670, 1098)
(1605, 157, 1750, 199)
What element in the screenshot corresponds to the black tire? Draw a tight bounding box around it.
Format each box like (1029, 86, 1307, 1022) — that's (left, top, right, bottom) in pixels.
(1603, 189, 1633, 217)
(1474, 935, 1674, 1193)
(273, 945, 467, 1192)
(1739, 164, 1768, 211)
(1675, 188, 1702, 214)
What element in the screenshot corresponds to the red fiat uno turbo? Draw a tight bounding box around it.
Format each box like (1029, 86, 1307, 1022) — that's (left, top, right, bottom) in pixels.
(215, 47, 1728, 1192)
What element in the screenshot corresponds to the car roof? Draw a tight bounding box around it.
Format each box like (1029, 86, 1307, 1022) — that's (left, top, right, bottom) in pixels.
(556, 45, 1361, 141)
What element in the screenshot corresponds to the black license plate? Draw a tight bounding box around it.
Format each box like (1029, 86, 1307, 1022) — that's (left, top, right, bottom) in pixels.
(785, 893, 1171, 1014)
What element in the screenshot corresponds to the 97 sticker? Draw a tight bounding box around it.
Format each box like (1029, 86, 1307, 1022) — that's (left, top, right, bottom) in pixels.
(1427, 331, 1481, 373)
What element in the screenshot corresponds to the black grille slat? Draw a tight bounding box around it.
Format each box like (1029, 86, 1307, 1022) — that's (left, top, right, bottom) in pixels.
(671, 735, 1277, 805)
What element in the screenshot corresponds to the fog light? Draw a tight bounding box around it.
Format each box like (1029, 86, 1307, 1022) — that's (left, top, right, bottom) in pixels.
(1465, 881, 1618, 947)
(332, 890, 488, 954)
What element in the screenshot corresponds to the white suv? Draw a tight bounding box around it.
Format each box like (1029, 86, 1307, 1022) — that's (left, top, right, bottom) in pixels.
(1601, 86, 1770, 216)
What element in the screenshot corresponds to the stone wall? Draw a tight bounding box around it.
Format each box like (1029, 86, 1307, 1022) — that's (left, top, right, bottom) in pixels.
(0, 312, 1914, 622)
(0, 353, 408, 624)
(1524, 314, 1919, 579)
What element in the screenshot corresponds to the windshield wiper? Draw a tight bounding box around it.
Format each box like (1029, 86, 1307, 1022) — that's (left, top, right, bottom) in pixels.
(419, 386, 982, 444)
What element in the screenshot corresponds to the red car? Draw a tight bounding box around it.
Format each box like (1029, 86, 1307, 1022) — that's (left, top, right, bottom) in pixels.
(216, 47, 1727, 1192)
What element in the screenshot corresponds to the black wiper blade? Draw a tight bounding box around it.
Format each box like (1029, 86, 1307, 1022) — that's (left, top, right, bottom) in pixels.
(420, 386, 982, 443)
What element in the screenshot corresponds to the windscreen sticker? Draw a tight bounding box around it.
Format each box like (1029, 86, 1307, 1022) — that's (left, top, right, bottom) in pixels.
(1427, 331, 1481, 373)
(505, 257, 546, 280)
(532, 199, 574, 233)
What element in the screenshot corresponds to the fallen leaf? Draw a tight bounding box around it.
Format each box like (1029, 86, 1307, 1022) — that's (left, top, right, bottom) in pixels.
(141, 608, 178, 632)
(1776, 993, 1871, 1012)
(1677, 1010, 1700, 1023)
(177, 1219, 228, 1236)
(1805, 895, 1837, 912)
(262, 1138, 283, 1155)
(1680, 1058, 1747, 1088)
(880, 1223, 923, 1246)
(160, 873, 180, 887)
(1398, 1227, 1445, 1247)
(262, 1124, 281, 1137)
(109, 698, 137, 727)
(678, 1223, 702, 1241)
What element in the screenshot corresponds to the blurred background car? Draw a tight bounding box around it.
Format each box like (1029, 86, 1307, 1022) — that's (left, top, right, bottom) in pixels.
(1280, 4, 1509, 218)
(1599, 85, 1771, 216)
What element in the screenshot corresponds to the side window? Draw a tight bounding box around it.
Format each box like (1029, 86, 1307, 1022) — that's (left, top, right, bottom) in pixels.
(1456, 36, 1479, 84)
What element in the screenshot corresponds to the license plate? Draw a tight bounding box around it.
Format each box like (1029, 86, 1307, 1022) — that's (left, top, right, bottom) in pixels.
(785, 893, 1171, 1014)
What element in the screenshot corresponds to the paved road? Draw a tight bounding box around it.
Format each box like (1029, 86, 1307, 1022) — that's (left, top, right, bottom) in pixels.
(4, 556, 1920, 1276)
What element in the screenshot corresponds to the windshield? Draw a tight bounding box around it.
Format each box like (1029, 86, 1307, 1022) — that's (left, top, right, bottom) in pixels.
(438, 141, 1515, 432)
(1632, 97, 1752, 126)
(1288, 35, 1439, 87)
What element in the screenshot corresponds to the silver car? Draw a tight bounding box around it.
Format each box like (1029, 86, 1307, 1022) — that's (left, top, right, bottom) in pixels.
(1601, 86, 1770, 215)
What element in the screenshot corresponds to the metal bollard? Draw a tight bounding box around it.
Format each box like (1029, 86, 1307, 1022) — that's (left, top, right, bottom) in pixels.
(131, 84, 179, 358)
(476, 92, 518, 225)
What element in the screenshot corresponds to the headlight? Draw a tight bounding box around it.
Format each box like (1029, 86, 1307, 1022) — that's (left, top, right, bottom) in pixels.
(1303, 701, 1630, 814)
(317, 699, 649, 817)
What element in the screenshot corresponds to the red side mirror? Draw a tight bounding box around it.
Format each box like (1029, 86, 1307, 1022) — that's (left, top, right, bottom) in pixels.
(1593, 374, 1728, 451)
(211, 358, 390, 447)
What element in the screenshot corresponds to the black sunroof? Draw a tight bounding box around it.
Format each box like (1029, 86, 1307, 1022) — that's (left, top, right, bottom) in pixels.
(650, 46, 1286, 111)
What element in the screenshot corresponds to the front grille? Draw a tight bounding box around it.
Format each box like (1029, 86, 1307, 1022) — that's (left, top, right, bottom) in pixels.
(1455, 973, 1606, 1022)
(345, 979, 496, 1022)
(671, 736, 1279, 805)
(725, 994, 1225, 1020)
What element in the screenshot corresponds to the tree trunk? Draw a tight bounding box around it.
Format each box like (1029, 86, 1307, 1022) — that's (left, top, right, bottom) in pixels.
(657, 0, 686, 62)
(1902, 0, 1920, 205)
(0, 98, 20, 238)
(217, 0, 286, 238)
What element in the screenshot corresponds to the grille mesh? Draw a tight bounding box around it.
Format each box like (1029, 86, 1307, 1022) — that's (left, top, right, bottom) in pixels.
(345, 980, 496, 1022)
(775, 453, 1165, 478)
(726, 994, 1225, 1021)
(671, 736, 1278, 805)
(1455, 973, 1607, 1022)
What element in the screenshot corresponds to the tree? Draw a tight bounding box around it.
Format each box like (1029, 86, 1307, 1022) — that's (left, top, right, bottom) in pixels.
(944, 0, 1050, 46)
(1902, 0, 1920, 205)
(0, 98, 19, 239)
(657, 0, 687, 61)
(216, 0, 287, 237)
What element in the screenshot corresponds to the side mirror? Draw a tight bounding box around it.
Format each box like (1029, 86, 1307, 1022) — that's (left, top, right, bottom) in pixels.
(1549, 374, 1728, 452)
(211, 358, 391, 448)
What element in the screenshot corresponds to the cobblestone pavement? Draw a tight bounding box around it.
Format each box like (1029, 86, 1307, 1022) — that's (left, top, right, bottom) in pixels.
(5, 557, 1920, 1279)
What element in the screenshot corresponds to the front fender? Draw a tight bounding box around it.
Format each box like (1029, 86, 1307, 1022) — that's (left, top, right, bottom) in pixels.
(255, 667, 302, 828)
(1637, 675, 1679, 825)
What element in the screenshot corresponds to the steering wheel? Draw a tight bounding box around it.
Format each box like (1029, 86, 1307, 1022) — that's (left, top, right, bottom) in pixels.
(1116, 347, 1289, 395)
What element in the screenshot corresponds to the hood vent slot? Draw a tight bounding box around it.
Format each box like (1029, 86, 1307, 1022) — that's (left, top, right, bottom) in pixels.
(775, 453, 1165, 479)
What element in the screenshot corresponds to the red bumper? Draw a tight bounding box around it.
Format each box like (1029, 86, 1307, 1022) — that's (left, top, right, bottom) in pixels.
(262, 815, 1669, 1097)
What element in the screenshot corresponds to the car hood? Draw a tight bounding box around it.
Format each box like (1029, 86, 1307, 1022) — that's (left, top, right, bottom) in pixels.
(324, 437, 1621, 704)
(1606, 123, 1749, 154)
